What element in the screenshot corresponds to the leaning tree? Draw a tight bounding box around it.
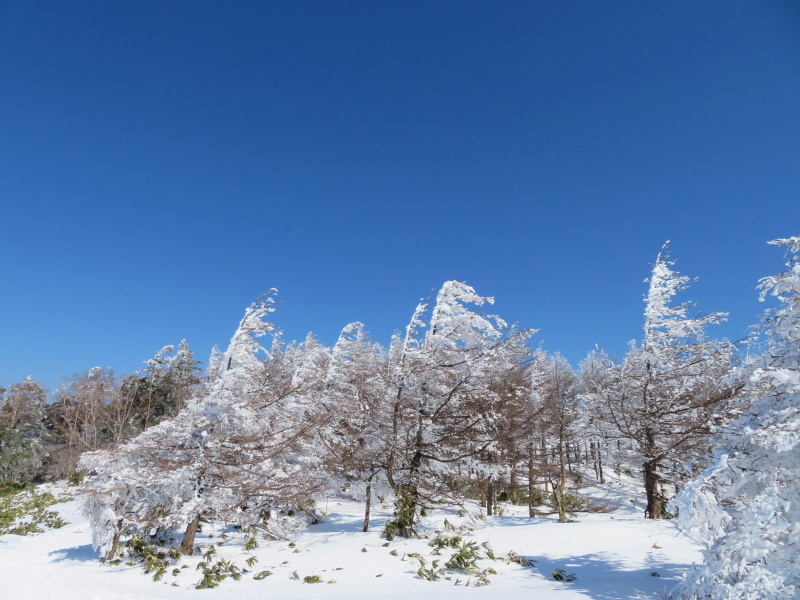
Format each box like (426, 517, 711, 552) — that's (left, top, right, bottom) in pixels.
(80, 291, 329, 560)
(381, 281, 534, 537)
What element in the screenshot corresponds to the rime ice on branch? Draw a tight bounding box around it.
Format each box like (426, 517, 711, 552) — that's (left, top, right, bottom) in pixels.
(673, 237, 800, 600)
(80, 290, 328, 560)
(582, 244, 736, 519)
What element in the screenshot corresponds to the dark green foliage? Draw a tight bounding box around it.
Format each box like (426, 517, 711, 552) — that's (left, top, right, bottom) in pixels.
(120, 341, 202, 432)
(560, 491, 592, 513)
(0, 481, 26, 497)
(497, 488, 529, 505)
(0, 379, 50, 486)
(195, 557, 241, 588)
(121, 524, 252, 589)
(429, 534, 464, 551)
(401, 532, 508, 586)
(507, 551, 535, 567)
(126, 532, 173, 581)
(0, 488, 69, 535)
(67, 471, 86, 486)
(382, 490, 417, 539)
(443, 540, 483, 572)
(414, 556, 445, 581)
(549, 568, 577, 582)
(528, 487, 550, 507)
(502, 486, 592, 514)
(244, 535, 259, 551)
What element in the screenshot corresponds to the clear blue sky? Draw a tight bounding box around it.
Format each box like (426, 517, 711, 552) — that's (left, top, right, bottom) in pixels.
(1, 1, 799, 391)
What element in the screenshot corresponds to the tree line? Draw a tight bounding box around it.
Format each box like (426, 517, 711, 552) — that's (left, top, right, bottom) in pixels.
(2, 238, 797, 599)
(68, 244, 747, 559)
(0, 341, 201, 488)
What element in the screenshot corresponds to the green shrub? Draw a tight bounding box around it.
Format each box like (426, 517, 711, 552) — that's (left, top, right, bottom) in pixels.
(383, 491, 417, 540)
(0, 488, 69, 535)
(67, 471, 86, 486)
(560, 491, 592, 513)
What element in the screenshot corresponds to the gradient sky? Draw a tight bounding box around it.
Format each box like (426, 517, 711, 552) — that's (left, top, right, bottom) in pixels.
(1, 1, 799, 391)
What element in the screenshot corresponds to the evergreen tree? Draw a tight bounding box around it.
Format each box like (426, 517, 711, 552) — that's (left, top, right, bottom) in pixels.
(119, 340, 202, 433)
(673, 237, 800, 599)
(324, 322, 390, 531)
(584, 245, 737, 518)
(528, 350, 580, 521)
(0, 377, 49, 485)
(383, 281, 534, 536)
(80, 291, 328, 560)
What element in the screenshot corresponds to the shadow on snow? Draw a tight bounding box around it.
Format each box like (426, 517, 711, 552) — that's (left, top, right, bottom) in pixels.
(522, 552, 689, 600)
(48, 543, 97, 563)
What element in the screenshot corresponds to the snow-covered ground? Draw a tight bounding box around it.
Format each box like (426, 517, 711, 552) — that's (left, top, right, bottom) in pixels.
(0, 477, 702, 600)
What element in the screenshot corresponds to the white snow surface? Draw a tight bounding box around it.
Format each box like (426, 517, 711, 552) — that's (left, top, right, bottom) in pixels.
(0, 478, 703, 600)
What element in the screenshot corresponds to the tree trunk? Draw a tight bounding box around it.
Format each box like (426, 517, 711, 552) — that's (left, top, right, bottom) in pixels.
(180, 514, 201, 555)
(509, 467, 518, 503)
(553, 477, 567, 522)
(598, 451, 605, 484)
(541, 437, 548, 470)
(486, 476, 495, 516)
(528, 444, 537, 517)
(643, 461, 665, 519)
(565, 442, 573, 476)
(363, 473, 373, 532)
(385, 448, 422, 538)
(103, 519, 123, 562)
(387, 393, 426, 538)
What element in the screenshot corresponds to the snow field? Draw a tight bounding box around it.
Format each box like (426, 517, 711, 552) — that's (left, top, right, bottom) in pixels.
(0, 479, 702, 600)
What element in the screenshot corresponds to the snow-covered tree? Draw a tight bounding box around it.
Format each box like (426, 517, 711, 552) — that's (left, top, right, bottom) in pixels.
(323, 322, 390, 531)
(583, 245, 737, 518)
(527, 350, 580, 521)
(672, 236, 800, 599)
(382, 281, 534, 536)
(80, 291, 329, 560)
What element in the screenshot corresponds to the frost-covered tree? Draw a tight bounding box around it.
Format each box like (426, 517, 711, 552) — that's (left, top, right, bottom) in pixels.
(527, 350, 580, 521)
(323, 322, 390, 531)
(80, 291, 329, 560)
(672, 237, 800, 599)
(583, 245, 737, 518)
(382, 281, 534, 536)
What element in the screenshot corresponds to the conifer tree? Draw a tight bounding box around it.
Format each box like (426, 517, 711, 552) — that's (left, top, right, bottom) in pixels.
(528, 350, 580, 521)
(673, 237, 800, 599)
(0, 377, 49, 485)
(323, 322, 390, 531)
(80, 291, 328, 559)
(383, 281, 534, 536)
(584, 245, 736, 518)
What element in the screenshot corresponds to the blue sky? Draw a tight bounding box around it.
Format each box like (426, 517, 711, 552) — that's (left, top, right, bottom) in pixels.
(1, 1, 799, 391)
